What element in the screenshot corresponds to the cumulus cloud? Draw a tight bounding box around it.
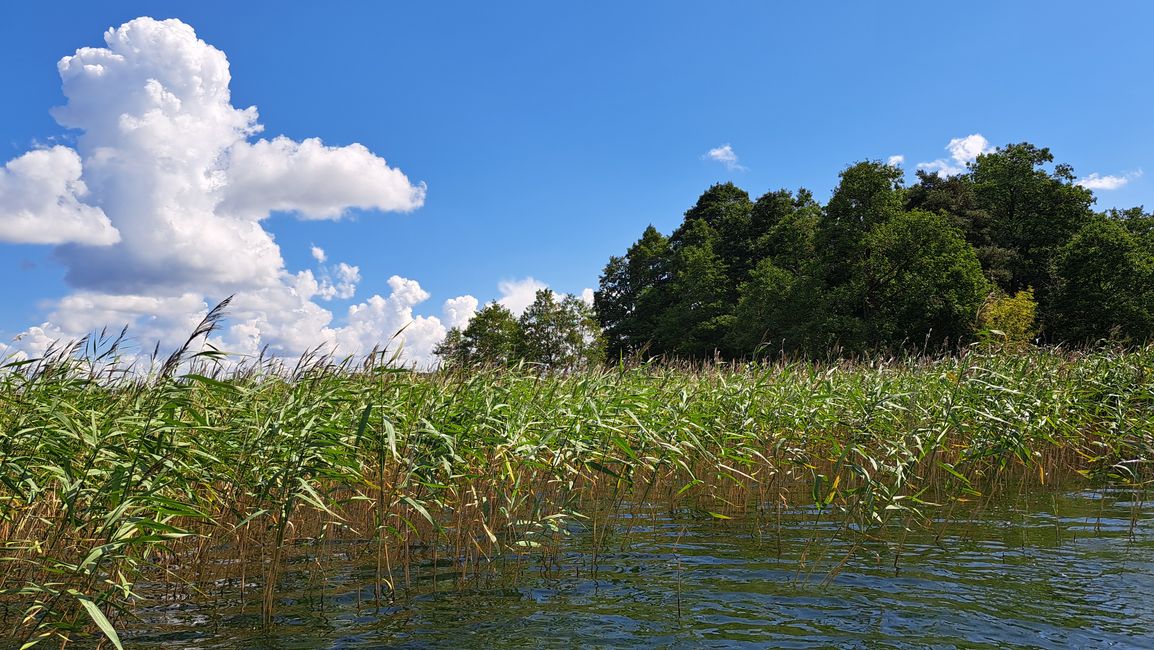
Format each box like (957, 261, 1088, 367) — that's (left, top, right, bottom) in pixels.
(497, 277, 551, 316)
(887, 155, 904, 166)
(0, 146, 119, 245)
(293, 264, 360, 302)
(0, 17, 463, 368)
(917, 134, 994, 177)
(1076, 169, 1142, 191)
(331, 276, 454, 363)
(443, 295, 479, 330)
(220, 137, 426, 220)
(580, 287, 595, 305)
(24, 17, 425, 295)
(704, 144, 746, 171)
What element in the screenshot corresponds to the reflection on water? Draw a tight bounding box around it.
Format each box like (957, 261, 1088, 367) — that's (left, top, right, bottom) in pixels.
(129, 487, 1153, 649)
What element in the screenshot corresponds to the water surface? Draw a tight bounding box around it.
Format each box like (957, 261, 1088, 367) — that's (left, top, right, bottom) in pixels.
(129, 487, 1154, 649)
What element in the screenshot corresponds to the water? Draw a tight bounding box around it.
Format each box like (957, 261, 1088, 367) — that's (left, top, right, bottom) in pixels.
(127, 487, 1154, 649)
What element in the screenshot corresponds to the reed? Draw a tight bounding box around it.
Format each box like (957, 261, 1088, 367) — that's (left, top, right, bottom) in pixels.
(1, 336, 1151, 647)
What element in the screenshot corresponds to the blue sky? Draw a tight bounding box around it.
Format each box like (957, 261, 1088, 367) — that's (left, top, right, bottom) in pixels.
(1, 1, 1152, 364)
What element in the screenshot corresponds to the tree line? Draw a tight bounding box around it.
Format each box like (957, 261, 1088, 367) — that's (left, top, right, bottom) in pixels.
(438, 142, 1154, 368)
(436, 289, 604, 369)
(595, 142, 1154, 360)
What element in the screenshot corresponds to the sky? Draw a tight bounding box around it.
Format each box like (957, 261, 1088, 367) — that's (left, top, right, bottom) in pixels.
(1, 1, 1152, 366)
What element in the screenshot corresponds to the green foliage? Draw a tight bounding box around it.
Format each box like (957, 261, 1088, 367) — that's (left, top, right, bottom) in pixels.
(968, 143, 1095, 297)
(819, 161, 905, 274)
(599, 140, 1142, 359)
(435, 302, 521, 367)
(857, 210, 990, 348)
(1050, 218, 1154, 343)
(658, 219, 733, 357)
(595, 226, 670, 359)
(439, 294, 604, 370)
(750, 188, 819, 273)
(978, 288, 1039, 348)
(728, 259, 798, 354)
(517, 290, 605, 369)
(4, 342, 1153, 645)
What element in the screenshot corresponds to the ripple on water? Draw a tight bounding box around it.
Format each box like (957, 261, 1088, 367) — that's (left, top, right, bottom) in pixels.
(127, 488, 1154, 649)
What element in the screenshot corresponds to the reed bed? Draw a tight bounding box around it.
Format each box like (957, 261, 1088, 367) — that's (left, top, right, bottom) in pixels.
(1, 339, 1151, 648)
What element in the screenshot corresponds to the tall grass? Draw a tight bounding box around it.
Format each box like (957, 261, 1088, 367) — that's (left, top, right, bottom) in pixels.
(1, 335, 1151, 647)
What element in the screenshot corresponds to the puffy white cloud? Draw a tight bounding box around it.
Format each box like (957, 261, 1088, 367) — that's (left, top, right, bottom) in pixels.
(1, 16, 425, 297)
(946, 134, 992, 164)
(580, 287, 595, 305)
(0, 17, 455, 368)
(1076, 170, 1142, 191)
(0, 146, 119, 245)
(220, 136, 426, 220)
(296, 258, 362, 302)
(14, 276, 476, 369)
(442, 295, 479, 330)
(887, 154, 904, 166)
(330, 263, 361, 299)
(704, 144, 746, 171)
(917, 133, 994, 177)
(497, 277, 550, 316)
(332, 276, 452, 365)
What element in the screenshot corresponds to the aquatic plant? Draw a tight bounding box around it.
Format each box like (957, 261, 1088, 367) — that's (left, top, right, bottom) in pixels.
(1, 336, 1150, 647)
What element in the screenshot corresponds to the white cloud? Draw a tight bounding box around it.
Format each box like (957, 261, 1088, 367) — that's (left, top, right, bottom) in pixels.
(0, 146, 119, 245)
(917, 133, 994, 177)
(330, 263, 361, 299)
(331, 276, 460, 364)
(0, 17, 457, 368)
(443, 295, 479, 330)
(13, 276, 478, 370)
(704, 144, 747, 171)
(887, 155, 904, 166)
(297, 258, 362, 302)
(219, 136, 426, 220)
(946, 134, 992, 164)
(497, 277, 550, 316)
(6, 16, 426, 296)
(1076, 169, 1142, 191)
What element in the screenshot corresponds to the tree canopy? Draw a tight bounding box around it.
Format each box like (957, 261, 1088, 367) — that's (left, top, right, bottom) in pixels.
(447, 140, 1152, 367)
(595, 141, 1153, 360)
(436, 292, 604, 370)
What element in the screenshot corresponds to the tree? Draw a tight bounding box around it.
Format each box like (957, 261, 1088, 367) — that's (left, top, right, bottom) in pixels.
(658, 218, 733, 357)
(1050, 219, 1154, 343)
(749, 188, 820, 273)
(856, 210, 990, 348)
(978, 288, 1038, 349)
(1108, 207, 1154, 252)
(728, 258, 799, 355)
(969, 143, 1095, 302)
(906, 169, 1014, 287)
(592, 143, 1144, 361)
(595, 225, 670, 359)
(518, 290, 604, 369)
(433, 327, 468, 368)
(804, 161, 908, 351)
(435, 302, 521, 368)
(676, 182, 753, 285)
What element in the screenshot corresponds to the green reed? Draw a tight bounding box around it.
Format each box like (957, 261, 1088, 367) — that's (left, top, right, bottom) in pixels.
(0, 338, 1151, 648)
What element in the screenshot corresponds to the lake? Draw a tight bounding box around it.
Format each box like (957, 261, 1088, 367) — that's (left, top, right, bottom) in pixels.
(127, 485, 1153, 649)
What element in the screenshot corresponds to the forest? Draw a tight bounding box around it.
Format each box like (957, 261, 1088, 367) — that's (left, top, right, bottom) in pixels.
(440, 142, 1154, 368)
